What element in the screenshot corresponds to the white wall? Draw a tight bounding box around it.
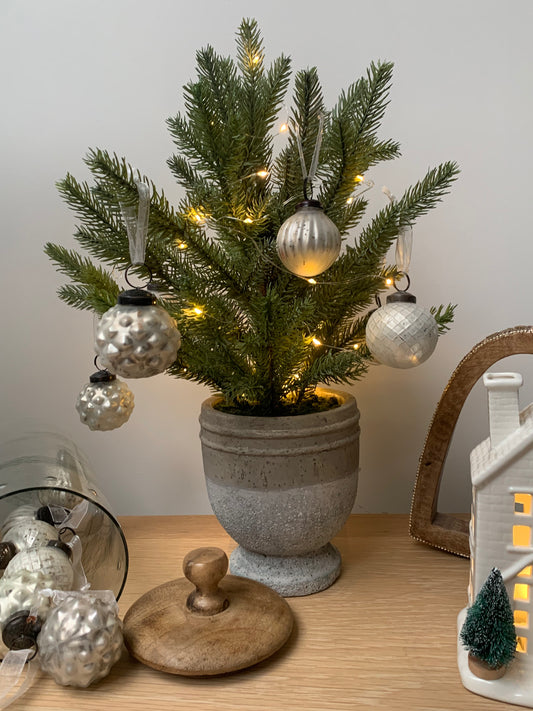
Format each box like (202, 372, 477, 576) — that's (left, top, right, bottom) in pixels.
(1, 0, 532, 516)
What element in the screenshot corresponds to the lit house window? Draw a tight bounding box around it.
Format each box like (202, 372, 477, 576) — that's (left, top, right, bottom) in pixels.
(515, 494, 532, 515)
(514, 584, 530, 602)
(519, 566, 533, 578)
(514, 610, 529, 628)
(513, 525, 531, 547)
(517, 636, 528, 654)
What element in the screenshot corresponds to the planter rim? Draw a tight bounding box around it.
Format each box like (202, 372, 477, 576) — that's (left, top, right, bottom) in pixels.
(200, 387, 357, 426)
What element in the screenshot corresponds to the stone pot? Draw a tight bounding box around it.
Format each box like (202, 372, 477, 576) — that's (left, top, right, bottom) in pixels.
(199, 387, 360, 596)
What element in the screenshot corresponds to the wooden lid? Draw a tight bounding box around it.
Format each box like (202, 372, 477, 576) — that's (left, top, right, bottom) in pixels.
(123, 547, 294, 676)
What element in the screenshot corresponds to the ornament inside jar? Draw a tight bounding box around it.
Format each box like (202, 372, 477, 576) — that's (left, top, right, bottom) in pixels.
(0, 520, 58, 569)
(365, 278, 438, 369)
(276, 199, 341, 278)
(95, 282, 181, 379)
(76, 367, 134, 431)
(3, 541, 74, 591)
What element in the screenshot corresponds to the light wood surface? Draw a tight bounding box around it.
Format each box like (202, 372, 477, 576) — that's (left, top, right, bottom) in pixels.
(11, 514, 524, 710)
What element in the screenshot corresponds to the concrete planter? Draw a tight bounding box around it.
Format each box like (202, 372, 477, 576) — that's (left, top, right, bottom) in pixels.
(199, 388, 360, 596)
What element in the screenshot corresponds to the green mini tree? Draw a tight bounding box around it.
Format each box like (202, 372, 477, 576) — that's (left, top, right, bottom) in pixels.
(45, 19, 458, 416)
(461, 568, 516, 670)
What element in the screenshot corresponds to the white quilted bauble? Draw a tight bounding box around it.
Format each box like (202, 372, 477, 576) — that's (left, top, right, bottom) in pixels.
(95, 303, 181, 378)
(38, 595, 123, 687)
(0, 569, 55, 658)
(366, 301, 438, 368)
(76, 378, 134, 431)
(3, 547, 74, 591)
(2, 520, 57, 551)
(276, 201, 341, 278)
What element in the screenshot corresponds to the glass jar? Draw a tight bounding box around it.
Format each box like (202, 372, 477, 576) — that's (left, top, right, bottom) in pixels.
(0, 429, 128, 599)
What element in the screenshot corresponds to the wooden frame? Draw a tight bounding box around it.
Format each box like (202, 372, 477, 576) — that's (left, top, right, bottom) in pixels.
(409, 326, 533, 557)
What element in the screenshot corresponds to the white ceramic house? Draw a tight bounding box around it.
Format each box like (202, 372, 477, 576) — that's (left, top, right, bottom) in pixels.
(458, 372, 533, 706)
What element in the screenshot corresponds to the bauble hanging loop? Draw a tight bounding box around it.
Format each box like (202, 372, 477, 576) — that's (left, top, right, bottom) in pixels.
(94, 284, 181, 379)
(76, 367, 134, 431)
(365, 277, 438, 369)
(276, 199, 341, 278)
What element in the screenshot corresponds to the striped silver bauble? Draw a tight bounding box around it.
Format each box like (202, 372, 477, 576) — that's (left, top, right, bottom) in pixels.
(276, 200, 341, 278)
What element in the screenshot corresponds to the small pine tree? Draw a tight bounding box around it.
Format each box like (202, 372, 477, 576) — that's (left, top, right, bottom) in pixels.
(45, 19, 459, 416)
(460, 568, 516, 669)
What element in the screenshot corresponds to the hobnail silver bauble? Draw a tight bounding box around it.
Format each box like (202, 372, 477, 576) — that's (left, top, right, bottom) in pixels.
(3, 547, 74, 591)
(0, 569, 55, 658)
(38, 594, 123, 687)
(366, 299, 438, 368)
(95, 290, 181, 378)
(76, 372, 134, 431)
(276, 200, 341, 277)
(2, 520, 58, 551)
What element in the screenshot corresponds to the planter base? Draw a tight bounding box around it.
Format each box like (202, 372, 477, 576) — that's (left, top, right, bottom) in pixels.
(230, 543, 341, 597)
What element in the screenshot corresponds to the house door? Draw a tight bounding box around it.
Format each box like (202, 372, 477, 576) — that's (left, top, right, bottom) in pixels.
(513, 565, 532, 655)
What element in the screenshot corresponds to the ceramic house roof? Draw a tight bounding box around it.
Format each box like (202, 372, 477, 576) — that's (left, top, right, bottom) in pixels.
(471, 401, 533, 488)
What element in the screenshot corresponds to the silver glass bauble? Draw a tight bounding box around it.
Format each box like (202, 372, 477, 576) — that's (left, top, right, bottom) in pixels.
(1, 505, 36, 537)
(38, 594, 123, 687)
(3, 544, 74, 591)
(95, 289, 181, 379)
(276, 200, 341, 277)
(0, 569, 55, 658)
(365, 292, 438, 369)
(76, 370, 134, 431)
(2, 520, 58, 552)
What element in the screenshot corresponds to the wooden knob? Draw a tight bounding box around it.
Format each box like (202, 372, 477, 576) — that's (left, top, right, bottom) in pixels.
(183, 547, 229, 616)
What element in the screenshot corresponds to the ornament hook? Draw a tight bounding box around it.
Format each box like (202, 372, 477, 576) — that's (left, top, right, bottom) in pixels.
(124, 263, 154, 290)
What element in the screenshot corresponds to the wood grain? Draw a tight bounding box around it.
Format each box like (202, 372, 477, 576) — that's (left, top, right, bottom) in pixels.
(123, 546, 293, 675)
(8, 514, 524, 710)
(410, 326, 533, 556)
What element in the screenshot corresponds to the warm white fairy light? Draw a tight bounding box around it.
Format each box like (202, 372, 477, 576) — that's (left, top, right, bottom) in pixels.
(193, 307, 203, 315)
(353, 343, 360, 350)
(312, 338, 322, 347)
(279, 123, 289, 133)
(355, 174, 365, 183)
(346, 196, 354, 205)
(243, 217, 254, 224)
(307, 278, 317, 285)
(178, 242, 187, 250)
(385, 277, 393, 286)
(256, 169, 270, 178)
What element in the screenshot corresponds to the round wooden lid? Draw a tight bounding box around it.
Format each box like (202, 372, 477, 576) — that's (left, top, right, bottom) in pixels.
(123, 547, 294, 676)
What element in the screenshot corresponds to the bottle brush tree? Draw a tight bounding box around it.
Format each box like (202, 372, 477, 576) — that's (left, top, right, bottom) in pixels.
(461, 567, 516, 670)
(45, 18, 459, 416)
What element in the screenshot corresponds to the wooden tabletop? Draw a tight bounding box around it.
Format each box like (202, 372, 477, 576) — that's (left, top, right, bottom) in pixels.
(11, 514, 524, 710)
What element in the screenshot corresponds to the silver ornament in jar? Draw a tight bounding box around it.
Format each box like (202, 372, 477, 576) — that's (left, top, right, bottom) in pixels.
(365, 290, 438, 369)
(2, 520, 58, 554)
(0, 569, 55, 658)
(276, 199, 341, 278)
(76, 369, 134, 431)
(3, 542, 74, 591)
(95, 289, 181, 379)
(38, 592, 123, 687)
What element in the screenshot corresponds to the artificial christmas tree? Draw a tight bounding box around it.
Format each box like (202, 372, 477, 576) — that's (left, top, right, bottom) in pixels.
(45, 19, 458, 594)
(460, 568, 516, 679)
(45, 18, 458, 418)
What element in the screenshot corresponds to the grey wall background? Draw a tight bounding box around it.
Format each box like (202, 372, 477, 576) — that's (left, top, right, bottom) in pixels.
(1, 0, 532, 515)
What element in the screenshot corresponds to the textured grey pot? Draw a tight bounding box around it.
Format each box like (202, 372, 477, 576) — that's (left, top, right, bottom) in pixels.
(199, 388, 360, 596)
